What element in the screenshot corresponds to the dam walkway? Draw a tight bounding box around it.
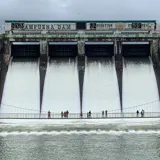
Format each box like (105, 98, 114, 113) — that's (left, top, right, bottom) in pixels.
(0, 100, 160, 119)
(0, 112, 160, 119)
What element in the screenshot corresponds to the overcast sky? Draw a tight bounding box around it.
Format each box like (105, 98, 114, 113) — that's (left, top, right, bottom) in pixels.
(0, 0, 160, 24)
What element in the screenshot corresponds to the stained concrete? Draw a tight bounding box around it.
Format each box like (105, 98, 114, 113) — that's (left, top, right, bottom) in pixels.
(115, 54, 123, 111)
(0, 55, 10, 104)
(151, 40, 160, 100)
(39, 55, 47, 112)
(115, 41, 123, 111)
(0, 40, 11, 104)
(77, 55, 85, 111)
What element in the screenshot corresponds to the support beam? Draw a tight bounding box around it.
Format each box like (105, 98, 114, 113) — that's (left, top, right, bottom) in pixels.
(77, 55, 85, 112)
(39, 40, 48, 112)
(77, 40, 85, 111)
(78, 40, 85, 56)
(0, 40, 11, 104)
(115, 41, 123, 111)
(151, 40, 160, 100)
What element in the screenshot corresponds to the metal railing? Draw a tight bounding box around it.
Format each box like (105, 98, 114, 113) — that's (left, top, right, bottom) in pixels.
(0, 100, 160, 119)
(0, 112, 160, 119)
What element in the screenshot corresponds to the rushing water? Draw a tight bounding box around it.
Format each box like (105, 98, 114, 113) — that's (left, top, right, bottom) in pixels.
(1, 59, 40, 113)
(122, 57, 160, 112)
(42, 58, 80, 113)
(1, 132, 160, 160)
(0, 119, 160, 160)
(83, 57, 120, 113)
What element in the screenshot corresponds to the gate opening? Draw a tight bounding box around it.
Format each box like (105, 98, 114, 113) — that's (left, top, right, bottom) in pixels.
(122, 42, 150, 57)
(85, 42, 114, 57)
(11, 42, 40, 57)
(49, 42, 78, 57)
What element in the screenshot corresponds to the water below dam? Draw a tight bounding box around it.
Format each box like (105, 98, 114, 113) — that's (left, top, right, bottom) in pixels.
(0, 58, 40, 113)
(122, 57, 160, 112)
(83, 57, 120, 113)
(0, 119, 160, 160)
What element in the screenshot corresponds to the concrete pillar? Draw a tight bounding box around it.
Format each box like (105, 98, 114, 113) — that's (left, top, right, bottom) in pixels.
(39, 40, 48, 112)
(78, 40, 85, 56)
(115, 40, 123, 111)
(151, 39, 160, 100)
(77, 55, 85, 112)
(4, 40, 11, 65)
(158, 40, 160, 65)
(0, 40, 11, 103)
(158, 39, 160, 55)
(77, 40, 85, 111)
(40, 40, 48, 56)
(114, 39, 117, 56)
(151, 40, 159, 65)
(120, 41, 122, 55)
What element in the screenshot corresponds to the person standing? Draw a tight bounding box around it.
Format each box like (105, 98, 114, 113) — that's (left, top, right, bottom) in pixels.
(102, 111, 104, 118)
(142, 109, 145, 117)
(66, 110, 69, 118)
(61, 111, 63, 118)
(105, 110, 108, 117)
(80, 111, 83, 118)
(48, 111, 51, 119)
(136, 110, 139, 117)
(89, 111, 91, 118)
(141, 110, 144, 117)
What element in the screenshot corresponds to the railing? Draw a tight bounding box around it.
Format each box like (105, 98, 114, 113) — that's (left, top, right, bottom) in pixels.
(0, 112, 160, 119)
(1, 101, 160, 119)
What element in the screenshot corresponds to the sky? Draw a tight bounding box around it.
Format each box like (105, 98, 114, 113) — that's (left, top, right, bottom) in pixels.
(0, 0, 160, 24)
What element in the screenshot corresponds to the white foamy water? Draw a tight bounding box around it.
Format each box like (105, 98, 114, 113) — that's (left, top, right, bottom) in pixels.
(83, 57, 120, 113)
(0, 118, 159, 126)
(123, 57, 160, 112)
(1, 60, 40, 113)
(1, 130, 160, 137)
(42, 58, 80, 113)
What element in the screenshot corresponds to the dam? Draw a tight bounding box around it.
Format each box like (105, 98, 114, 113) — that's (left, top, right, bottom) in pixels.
(0, 20, 160, 119)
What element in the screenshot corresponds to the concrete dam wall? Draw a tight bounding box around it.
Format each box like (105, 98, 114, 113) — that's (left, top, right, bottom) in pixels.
(0, 39, 160, 114)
